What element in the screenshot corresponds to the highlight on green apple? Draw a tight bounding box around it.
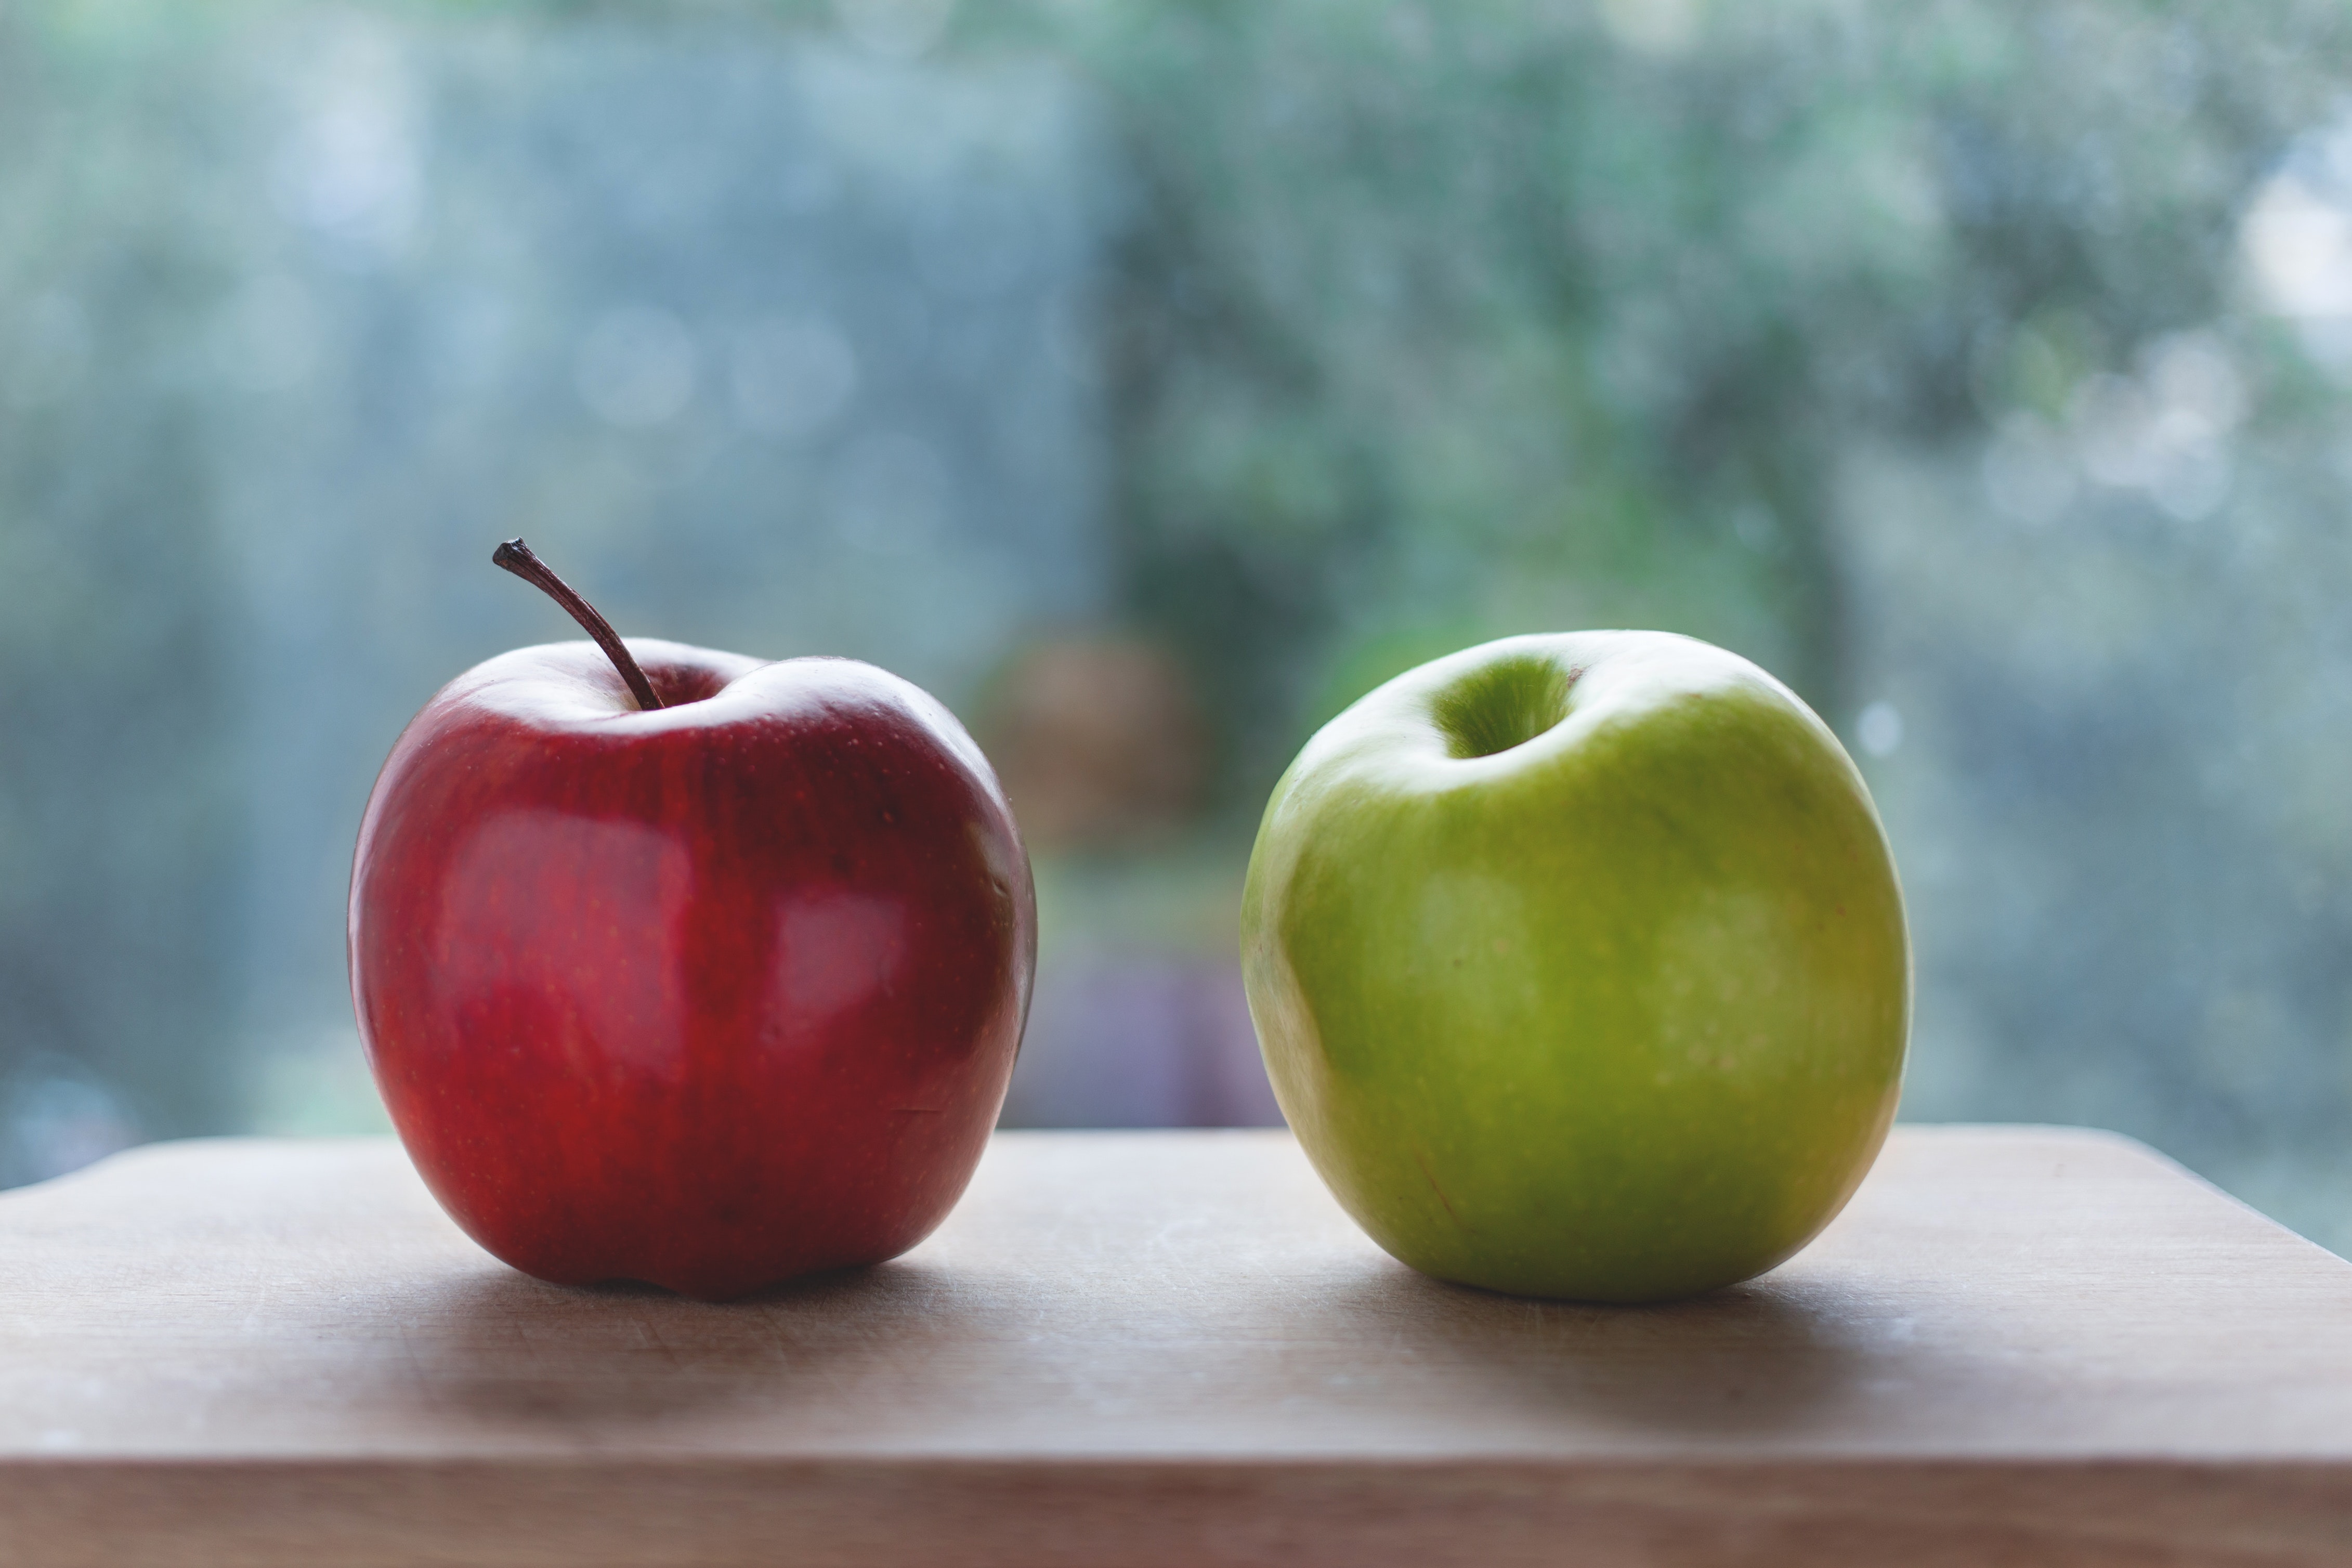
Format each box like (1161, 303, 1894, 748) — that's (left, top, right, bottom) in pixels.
(1240, 630, 1910, 1303)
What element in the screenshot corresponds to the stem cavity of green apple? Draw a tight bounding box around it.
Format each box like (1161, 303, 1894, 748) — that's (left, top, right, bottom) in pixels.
(492, 538, 665, 712)
(1432, 655, 1576, 759)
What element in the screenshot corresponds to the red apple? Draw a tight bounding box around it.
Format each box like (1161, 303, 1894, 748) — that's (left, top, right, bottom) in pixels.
(348, 546, 1034, 1299)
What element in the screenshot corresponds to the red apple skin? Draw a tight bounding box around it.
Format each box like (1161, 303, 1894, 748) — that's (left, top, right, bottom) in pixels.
(349, 638, 1035, 1300)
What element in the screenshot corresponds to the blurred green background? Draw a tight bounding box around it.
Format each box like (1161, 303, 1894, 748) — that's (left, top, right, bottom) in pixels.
(7, 0, 2352, 1247)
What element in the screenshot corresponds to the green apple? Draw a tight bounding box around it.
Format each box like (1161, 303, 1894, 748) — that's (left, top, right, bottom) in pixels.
(1241, 631, 1907, 1302)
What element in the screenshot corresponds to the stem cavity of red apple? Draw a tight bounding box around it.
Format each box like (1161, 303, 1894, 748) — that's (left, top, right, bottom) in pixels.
(492, 538, 665, 712)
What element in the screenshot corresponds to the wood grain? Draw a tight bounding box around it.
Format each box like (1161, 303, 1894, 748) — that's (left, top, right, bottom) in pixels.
(1, 1127, 2347, 1565)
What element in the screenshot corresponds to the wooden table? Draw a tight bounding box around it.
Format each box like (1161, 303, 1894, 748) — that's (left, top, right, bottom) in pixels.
(1, 1127, 2347, 1566)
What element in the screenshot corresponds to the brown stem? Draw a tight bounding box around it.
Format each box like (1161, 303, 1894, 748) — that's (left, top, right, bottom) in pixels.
(492, 538, 663, 712)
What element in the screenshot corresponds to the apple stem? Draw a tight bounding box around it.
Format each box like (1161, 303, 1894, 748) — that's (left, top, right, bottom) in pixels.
(492, 538, 664, 712)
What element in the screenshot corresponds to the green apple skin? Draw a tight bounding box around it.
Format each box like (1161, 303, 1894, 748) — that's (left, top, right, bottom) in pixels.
(1241, 631, 1908, 1303)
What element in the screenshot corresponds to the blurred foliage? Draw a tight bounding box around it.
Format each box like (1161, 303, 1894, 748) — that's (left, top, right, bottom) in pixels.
(0, 14, 247, 1170)
(7, 0, 2352, 1240)
(964, 0, 2352, 805)
(13, 0, 2346, 796)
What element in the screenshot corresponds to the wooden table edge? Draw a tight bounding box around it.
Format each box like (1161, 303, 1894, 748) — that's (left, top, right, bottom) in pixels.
(3, 1453, 2348, 1567)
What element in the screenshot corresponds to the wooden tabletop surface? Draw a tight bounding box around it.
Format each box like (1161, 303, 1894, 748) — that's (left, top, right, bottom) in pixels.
(1, 1126, 2347, 1566)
